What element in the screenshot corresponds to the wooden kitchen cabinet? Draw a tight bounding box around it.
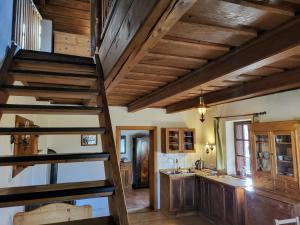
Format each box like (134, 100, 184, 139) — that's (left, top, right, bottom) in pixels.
(195, 176, 245, 225)
(160, 172, 196, 215)
(120, 162, 132, 189)
(161, 128, 195, 153)
(250, 121, 300, 199)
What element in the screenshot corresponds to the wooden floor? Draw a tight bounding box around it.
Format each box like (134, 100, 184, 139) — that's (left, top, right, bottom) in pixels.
(125, 188, 150, 211)
(128, 210, 214, 225)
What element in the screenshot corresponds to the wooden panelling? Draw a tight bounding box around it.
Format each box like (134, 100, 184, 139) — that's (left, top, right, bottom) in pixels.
(151, 38, 230, 59)
(168, 21, 257, 47)
(132, 64, 189, 77)
(54, 31, 91, 57)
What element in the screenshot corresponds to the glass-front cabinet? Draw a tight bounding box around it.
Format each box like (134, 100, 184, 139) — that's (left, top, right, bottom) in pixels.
(250, 121, 300, 199)
(161, 128, 195, 153)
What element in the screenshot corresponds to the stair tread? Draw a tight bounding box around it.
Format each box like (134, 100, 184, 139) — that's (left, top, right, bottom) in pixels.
(0, 127, 106, 135)
(0, 104, 102, 115)
(9, 70, 98, 78)
(0, 152, 110, 166)
(15, 50, 95, 65)
(0, 180, 114, 208)
(3, 85, 98, 100)
(43, 216, 115, 225)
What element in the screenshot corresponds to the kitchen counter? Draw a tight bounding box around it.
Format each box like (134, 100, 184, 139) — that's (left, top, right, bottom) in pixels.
(160, 169, 251, 188)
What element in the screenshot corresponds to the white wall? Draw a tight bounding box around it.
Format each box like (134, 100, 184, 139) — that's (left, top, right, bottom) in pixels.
(200, 89, 300, 170)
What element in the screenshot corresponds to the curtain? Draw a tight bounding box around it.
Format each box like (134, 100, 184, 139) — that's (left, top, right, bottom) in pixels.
(214, 118, 226, 171)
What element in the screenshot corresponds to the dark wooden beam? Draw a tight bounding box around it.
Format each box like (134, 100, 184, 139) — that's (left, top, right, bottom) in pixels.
(166, 66, 300, 113)
(128, 15, 300, 112)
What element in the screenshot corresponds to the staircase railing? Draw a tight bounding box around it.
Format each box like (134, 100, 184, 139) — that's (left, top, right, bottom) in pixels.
(12, 0, 42, 51)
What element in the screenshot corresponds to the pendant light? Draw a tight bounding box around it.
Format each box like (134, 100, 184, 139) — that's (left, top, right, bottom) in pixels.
(198, 90, 208, 123)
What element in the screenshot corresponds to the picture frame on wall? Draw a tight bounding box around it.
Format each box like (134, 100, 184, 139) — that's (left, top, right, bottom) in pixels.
(120, 135, 126, 154)
(81, 134, 97, 146)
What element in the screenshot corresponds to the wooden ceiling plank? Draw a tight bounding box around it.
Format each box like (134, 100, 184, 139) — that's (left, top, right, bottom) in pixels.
(105, 0, 198, 93)
(127, 16, 300, 112)
(141, 53, 207, 69)
(124, 72, 176, 82)
(222, 0, 295, 16)
(168, 21, 258, 46)
(167, 66, 300, 113)
(151, 37, 230, 59)
(131, 64, 190, 76)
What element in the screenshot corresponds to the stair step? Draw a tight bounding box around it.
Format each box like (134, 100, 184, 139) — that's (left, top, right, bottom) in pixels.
(0, 104, 102, 115)
(0, 180, 114, 208)
(11, 59, 96, 75)
(9, 70, 97, 87)
(15, 50, 95, 65)
(0, 127, 106, 135)
(0, 152, 110, 166)
(43, 217, 115, 225)
(2, 85, 98, 100)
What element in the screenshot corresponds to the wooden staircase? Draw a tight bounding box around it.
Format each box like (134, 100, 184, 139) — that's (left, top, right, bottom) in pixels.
(0, 45, 129, 225)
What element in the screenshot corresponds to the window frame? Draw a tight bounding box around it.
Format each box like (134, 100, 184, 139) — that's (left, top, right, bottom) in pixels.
(233, 121, 252, 177)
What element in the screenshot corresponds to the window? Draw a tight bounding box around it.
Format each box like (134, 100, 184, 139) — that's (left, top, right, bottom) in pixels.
(234, 121, 251, 177)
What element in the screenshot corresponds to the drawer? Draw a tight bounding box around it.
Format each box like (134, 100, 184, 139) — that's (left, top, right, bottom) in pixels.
(275, 179, 286, 192)
(254, 176, 274, 191)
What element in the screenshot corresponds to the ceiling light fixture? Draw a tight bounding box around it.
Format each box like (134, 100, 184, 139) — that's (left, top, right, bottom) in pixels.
(198, 91, 208, 123)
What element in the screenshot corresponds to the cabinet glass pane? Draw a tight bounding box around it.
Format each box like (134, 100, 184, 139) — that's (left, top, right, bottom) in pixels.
(255, 134, 272, 172)
(183, 130, 194, 151)
(168, 130, 180, 151)
(275, 134, 294, 177)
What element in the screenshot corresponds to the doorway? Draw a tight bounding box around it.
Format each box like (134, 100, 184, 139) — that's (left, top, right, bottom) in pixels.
(116, 126, 157, 212)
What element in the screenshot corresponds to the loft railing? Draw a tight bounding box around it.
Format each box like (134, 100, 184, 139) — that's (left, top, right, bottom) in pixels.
(12, 0, 42, 51)
(91, 0, 117, 55)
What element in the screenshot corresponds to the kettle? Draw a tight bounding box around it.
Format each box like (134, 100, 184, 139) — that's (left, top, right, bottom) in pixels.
(195, 159, 204, 170)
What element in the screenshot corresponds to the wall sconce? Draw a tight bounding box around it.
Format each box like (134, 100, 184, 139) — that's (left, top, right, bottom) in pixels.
(205, 143, 215, 154)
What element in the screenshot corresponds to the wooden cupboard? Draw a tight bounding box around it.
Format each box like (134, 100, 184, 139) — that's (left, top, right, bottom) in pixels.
(195, 176, 245, 225)
(250, 121, 300, 199)
(245, 189, 300, 225)
(120, 162, 132, 190)
(161, 128, 195, 153)
(160, 172, 195, 214)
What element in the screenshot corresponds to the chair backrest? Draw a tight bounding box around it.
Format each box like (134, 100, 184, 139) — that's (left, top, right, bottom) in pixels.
(275, 217, 300, 225)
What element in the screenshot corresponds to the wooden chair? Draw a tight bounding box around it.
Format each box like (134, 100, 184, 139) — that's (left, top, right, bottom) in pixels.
(275, 217, 300, 225)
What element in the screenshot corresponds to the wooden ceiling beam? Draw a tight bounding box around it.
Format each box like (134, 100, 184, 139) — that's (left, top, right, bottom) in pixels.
(127, 15, 300, 112)
(166, 66, 300, 113)
(105, 0, 198, 93)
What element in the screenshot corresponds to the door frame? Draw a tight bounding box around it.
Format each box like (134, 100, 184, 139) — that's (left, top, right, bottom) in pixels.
(116, 126, 158, 210)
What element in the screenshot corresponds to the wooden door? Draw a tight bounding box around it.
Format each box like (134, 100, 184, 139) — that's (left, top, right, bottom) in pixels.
(209, 182, 225, 222)
(181, 129, 195, 152)
(170, 178, 182, 211)
(182, 176, 195, 210)
(195, 177, 201, 210)
(224, 185, 236, 225)
(166, 128, 180, 152)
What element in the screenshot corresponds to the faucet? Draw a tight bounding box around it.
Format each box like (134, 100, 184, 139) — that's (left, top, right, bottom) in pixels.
(175, 159, 180, 173)
(167, 158, 180, 174)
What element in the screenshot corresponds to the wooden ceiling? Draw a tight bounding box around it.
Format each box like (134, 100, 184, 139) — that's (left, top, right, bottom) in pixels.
(34, 0, 90, 36)
(102, 0, 300, 111)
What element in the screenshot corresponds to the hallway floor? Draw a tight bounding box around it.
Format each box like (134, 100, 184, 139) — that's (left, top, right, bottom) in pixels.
(128, 210, 214, 225)
(125, 188, 150, 212)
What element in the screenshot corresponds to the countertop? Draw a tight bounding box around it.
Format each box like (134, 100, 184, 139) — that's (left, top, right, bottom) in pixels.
(160, 169, 251, 188)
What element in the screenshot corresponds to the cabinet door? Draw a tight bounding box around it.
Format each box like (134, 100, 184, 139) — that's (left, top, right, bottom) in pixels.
(195, 177, 201, 210)
(209, 182, 225, 222)
(167, 129, 180, 152)
(183, 176, 195, 210)
(200, 178, 210, 216)
(170, 178, 182, 211)
(224, 185, 236, 225)
(273, 131, 297, 180)
(181, 129, 195, 152)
